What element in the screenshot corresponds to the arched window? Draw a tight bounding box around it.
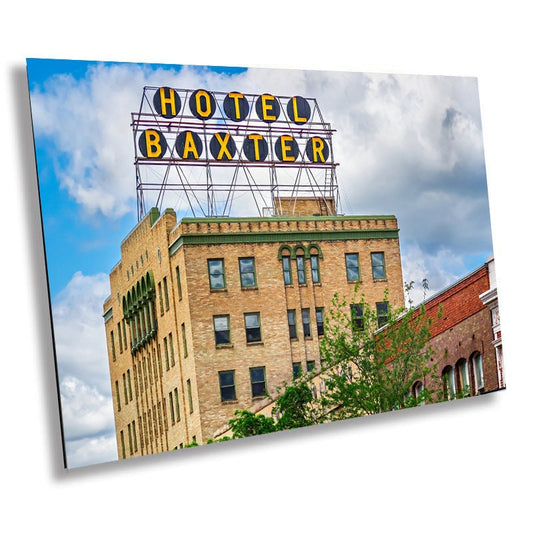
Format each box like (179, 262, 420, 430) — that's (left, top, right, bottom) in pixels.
(412, 381, 425, 405)
(442, 366, 456, 400)
(455, 358, 470, 396)
(470, 351, 484, 394)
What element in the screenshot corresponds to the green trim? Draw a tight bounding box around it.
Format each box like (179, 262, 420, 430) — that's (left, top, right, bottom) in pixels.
(170, 228, 399, 256)
(180, 214, 396, 224)
(103, 307, 113, 323)
(149, 207, 161, 226)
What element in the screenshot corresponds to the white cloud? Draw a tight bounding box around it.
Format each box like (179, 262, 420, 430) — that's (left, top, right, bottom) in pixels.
(51, 271, 117, 466)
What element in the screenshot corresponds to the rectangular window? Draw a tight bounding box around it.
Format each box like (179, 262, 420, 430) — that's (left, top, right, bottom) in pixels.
(376, 302, 389, 327)
(239, 257, 257, 287)
(371, 252, 386, 280)
(110, 330, 116, 361)
(310, 255, 320, 283)
(181, 323, 188, 357)
(351, 304, 364, 331)
(128, 423, 133, 455)
(169, 391, 175, 424)
(127, 369, 133, 401)
(282, 256, 292, 285)
(120, 430, 125, 459)
(214, 315, 231, 345)
(250, 366, 267, 398)
(115, 380, 121, 411)
(118, 324, 123, 353)
(123, 373, 128, 405)
(168, 332, 175, 366)
(292, 362, 302, 380)
(219, 370, 236, 401)
(296, 255, 306, 284)
(187, 379, 193, 413)
(316, 307, 324, 336)
(122, 320, 127, 350)
(163, 276, 170, 310)
(164, 336, 170, 370)
(345, 253, 360, 281)
(244, 313, 262, 343)
(176, 266, 182, 300)
(306, 360, 316, 373)
(132, 420, 138, 452)
(158, 282, 164, 315)
(302, 308, 311, 338)
(208, 259, 226, 289)
(287, 310, 297, 339)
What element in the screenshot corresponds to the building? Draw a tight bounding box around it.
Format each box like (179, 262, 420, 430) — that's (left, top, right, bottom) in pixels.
(103, 197, 405, 458)
(218, 255, 505, 438)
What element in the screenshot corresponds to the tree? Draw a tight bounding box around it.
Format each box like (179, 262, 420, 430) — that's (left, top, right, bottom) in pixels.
(226, 281, 443, 438)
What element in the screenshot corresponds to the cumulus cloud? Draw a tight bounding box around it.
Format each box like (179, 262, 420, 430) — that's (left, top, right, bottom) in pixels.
(51, 271, 117, 466)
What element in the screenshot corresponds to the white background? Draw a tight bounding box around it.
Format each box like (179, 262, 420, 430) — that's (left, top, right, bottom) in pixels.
(1, 2, 530, 531)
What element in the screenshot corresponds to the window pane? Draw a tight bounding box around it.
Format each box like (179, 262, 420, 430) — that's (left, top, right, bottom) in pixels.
(296, 256, 305, 283)
(371, 252, 386, 279)
(282, 257, 291, 285)
(239, 258, 254, 272)
(311, 255, 320, 283)
(208, 260, 224, 274)
(246, 328, 261, 343)
(245, 313, 259, 328)
(214, 316, 229, 331)
(241, 272, 255, 287)
(250, 367, 265, 382)
(287, 310, 296, 325)
(346, 254, 359, 281)
(219, 371, 234, 387)
(215, 330, 231, 345)
(252, 382, 266, 397)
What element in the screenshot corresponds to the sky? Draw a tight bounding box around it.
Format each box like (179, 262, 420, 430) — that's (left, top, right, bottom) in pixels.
(27, 58, 493, 469)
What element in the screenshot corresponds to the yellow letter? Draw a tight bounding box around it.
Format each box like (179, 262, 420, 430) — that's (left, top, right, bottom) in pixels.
(195, 90, 212, 118)
(291, 97, 307, 123)
(280, 135, 295, 161)
(145, 130, 162, 158)
(159, 87, 176, 117)
(214, 132, 233, 160)
(248, 134, 264, 160)
(312, 137, 325, 162)
(260, 94, 276, 121)
(183, 131, 200, 159)
(228, 92, 244, 120)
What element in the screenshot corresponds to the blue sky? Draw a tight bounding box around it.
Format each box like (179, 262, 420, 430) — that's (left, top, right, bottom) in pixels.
(27, 58, 493, 468)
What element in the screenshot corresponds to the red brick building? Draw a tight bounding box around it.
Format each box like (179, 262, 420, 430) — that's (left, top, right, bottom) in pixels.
(412, 256, 505, 401)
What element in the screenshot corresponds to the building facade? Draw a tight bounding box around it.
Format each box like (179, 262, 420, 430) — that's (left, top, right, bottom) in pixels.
(103, 198, 405, 458)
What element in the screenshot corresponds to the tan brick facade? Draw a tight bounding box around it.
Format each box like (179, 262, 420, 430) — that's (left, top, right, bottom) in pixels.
(103, 202, 404, 458)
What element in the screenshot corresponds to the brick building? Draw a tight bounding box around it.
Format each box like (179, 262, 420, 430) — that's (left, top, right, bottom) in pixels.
(103, 198, 405, 458)
(220, 255, 505, 437)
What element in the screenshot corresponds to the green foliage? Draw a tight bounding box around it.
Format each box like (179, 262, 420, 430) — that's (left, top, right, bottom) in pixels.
(225, 280, 444, 439)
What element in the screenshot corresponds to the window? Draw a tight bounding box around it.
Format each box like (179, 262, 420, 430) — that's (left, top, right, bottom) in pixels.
(122, 320, 127, 350)
(282, 256, 292, 285)
(292, 362, 302, 380)
(110, 330, 118, 361)
(442, 366, 456, 399)
(169, 391, 175, 424)
(174, 387, 180, 421)
(120, 431, 126, 459)
(163, 276, 170, 310)
(471, 352, 484, 394)
(296, 255, 306, 284)
(127, 369, 133, 401)
(345, 253, 360, 281)
(208, 259, 226, 289)
(118, 325, 123, 353)
(413, 381, 425, 405)
(187, 379, 193, 413)
(115, 380, 121, 411)
(287, 310, 297, 339)
(158, 282, 164, 315)
(351, 303, 364, 331)
(219, 370, 236, 401)
(164, 336, 170, 370)
(306, 360, 316, 372)
(250, 366, 266, 398)
(376, 302, 389, 328)
(302, 308, 311, 338)
(214, 315, 231, 345)
(310, 255, 320, 283)
(316, 307, 324, 336)
(181, 323, 188, 357)
(239, 257, 257, 287)
(244, 313, 261, 343)
(132, 420, 138, 452)
(176, 266, 183, 300)
(456, 359, 469, 395)
(371, 252, 386, 280)
(168, 332, 175, 366)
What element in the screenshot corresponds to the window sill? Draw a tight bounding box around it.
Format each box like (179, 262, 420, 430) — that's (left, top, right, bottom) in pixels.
(373, 278, 387, 283)
(290, 337, 299, 342)
(241, 286, 258, 291)
(246, 341, 264, 346)
(210, 288, 228, 293)
(347, 280, 361, 284)
(216, 344, 234, 350)
(252, 395, 267, 401)
(221, 400, 238, 405)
